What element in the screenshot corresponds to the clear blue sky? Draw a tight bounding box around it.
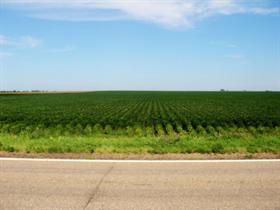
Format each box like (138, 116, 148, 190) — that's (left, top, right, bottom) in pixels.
(0, 0, 279, 91)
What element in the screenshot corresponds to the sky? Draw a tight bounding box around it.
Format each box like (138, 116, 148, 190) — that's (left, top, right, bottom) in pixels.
(0, 0, 279, 91)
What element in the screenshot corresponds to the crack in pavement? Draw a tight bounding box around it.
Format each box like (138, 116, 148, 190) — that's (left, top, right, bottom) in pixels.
(83, 163, 115, 210)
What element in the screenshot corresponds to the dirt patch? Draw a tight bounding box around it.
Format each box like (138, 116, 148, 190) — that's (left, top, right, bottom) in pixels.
(0, 151, 279, 160)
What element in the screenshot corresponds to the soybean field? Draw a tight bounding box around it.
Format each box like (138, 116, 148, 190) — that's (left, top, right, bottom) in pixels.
(0, 91, 279, 136)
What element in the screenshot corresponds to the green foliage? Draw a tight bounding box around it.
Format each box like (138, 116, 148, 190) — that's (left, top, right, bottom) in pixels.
(104, 125, 113, 134)
(126, 126, 134, 136)
(0, 130, 279, 154)
(166, 124, 175, 135)
(211, 143, 225, 153)
(196, 125, 207, 135)
(93, 124, 103, 134)
(8, 123, 24, 134)
(5, 146, 16, 152)
(175, 123, 184, 134)
(155, 124, 165, 136)
(145, 126, 154, 136)
(29, 127, 44, 139)
(47, 146, 63, 153)
(75, 124, 84, 135)
(186, 124, 195, 135)
(206, 126, 216, 135)
(248, 126, 257, 135)
(84, 124, 93, 135)
(216, 126, 224, 134)
(0, 91, 279, 136)
(134, 126, 144, 136)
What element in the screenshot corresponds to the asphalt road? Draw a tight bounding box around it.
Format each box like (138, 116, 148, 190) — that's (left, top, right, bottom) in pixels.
(0, 159, 279, 210)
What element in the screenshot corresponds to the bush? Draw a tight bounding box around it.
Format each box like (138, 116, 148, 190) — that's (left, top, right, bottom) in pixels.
(9, 123, 24, 134)
(248, 126, 257, 135)
(166, 124, 175, 135)
(104, 125, 113, 135)
(175, 123, 184, 134)
(196, 125, 207, 135)
(65, 123, 74, 134)
(4, 146, 16, 152)
(54, 124, 64, 136)
(206, 126, 216, 135)
(84, 124, 93, 135)
(145, 126, 154, 136)
(47, 146, 63, 153)
(134, 126, 144, 136)
(186, 124, 195, 134)
(216, 126, 224, 134)
(114, 127, 127, 135)
(155, 124, 165, 136)
(75, 124, 84, 135)
(257, 126, 266, 134)
(212, 143, 225, 153)
(195, 146, 211, 154)
(0, 124, 11, 133)
(126, 126, 134, 136)
(29, 128, 43, 139)
(93, 124, 103, 134)
(26, 145, 46, 153)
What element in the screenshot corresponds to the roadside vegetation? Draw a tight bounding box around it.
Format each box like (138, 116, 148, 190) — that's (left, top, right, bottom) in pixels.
(0, 91, 279, 155)
(0, 126, 279, 154)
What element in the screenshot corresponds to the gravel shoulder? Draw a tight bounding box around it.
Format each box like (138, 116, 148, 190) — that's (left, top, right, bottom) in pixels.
(0, 151, 279, 160)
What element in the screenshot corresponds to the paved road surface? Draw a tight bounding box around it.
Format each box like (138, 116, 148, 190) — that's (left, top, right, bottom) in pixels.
(0, 159, 280, 210)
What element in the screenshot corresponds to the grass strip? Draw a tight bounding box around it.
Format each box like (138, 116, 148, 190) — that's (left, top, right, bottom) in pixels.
(0, 132, 279, 155)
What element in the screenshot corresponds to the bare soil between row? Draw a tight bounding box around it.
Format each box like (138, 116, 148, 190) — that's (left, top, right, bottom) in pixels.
(0, 152, 279, 160)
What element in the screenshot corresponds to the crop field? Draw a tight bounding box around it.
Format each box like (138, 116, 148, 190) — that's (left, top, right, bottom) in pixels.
(0, 91, 280, 154)
(0, 91, 280, 135)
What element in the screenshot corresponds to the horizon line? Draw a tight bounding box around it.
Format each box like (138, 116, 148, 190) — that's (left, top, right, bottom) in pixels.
(0, 89, 279, 93)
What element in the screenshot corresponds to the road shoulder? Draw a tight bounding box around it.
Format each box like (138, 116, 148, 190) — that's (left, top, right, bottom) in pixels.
(0, 151, 279, 160)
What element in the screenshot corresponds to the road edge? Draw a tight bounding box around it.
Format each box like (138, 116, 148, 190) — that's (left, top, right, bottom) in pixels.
(0, 151, 279, 160)
(1, 157, 280, 163)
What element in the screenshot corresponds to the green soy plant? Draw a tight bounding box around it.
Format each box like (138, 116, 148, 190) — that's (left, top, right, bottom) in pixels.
(64, 123, 75, 136)
(7, 123, 22, 135)
(75, 124, 84, 136)
(155, 124, 165, 136)
(175, 123, 184, 134)
(206, 125, 216, 136)
(196, 125, 207, 135)
(145, 126, 155, 137)
(211, 143, 225, 154)
(84, 124, 93, 136)
(134, 125, 144, 137)
(126, 126, 134, 136)
(54, 124, 64, 136)
(29, 127, 44, 139)
(92, 124, 103, 134)
(256, 125, 267, 134)
(186, 123, 196, 135)
(216, 126, 224, 134)
(0, 124, 11, 134)
(227, 124, 238, 134)
(114, 127, 127, 136)
(104, 125, 113, 135)
(166, 123, 175, 136)
(248, 126, 257, 136)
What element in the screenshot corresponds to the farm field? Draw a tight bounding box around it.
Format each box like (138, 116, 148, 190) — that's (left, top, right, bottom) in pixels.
(0, 91, 280, 155)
